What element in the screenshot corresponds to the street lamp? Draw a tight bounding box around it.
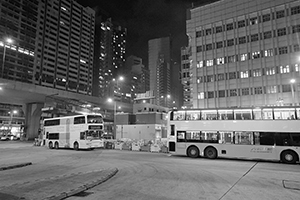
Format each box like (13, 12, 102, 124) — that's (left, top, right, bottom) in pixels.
(113, 76, 124, 99)
(290, 79, 296, 106)
(108, 76, 124, 139)
(107, 97, 117, 139)
(8, 110, 18, 131)
(1, 37, 13, 78)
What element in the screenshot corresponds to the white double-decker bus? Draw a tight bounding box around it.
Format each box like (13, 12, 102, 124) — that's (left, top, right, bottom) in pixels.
(43, 114, 104, 150)
(168, 107, 300, 164)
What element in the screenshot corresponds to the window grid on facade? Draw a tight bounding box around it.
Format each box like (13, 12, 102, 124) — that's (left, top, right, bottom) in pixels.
(241, 88, 250, 95)
(280, 65, 290, 74)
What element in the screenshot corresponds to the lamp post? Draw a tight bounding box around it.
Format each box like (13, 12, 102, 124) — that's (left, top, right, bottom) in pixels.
(113, 76, 124, 100)
(290, 79, 296, 106)
(8, 110, 18, 131)
(108, 76, 124, 139)
(1, 38, 13, 78)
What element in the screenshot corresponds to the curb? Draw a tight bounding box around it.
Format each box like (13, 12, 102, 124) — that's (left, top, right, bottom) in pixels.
(45, 168, 118, 200)
(0, 162, 32, 171)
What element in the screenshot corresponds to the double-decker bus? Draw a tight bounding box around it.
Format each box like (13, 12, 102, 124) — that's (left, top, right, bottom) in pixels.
(43, 114, 104, 150)
(168, 106, 300, 164)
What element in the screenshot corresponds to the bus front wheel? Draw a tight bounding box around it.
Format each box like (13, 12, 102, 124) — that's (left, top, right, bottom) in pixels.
(205, 147, 217, 159)
(49, 142, 53, 149)
(73, 142, 79, 151)
(187, 146, 199, 158)
(281, 150, 298, 164)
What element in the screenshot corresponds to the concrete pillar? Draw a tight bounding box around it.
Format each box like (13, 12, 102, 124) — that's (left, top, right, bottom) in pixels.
(23, 103, 44, 140)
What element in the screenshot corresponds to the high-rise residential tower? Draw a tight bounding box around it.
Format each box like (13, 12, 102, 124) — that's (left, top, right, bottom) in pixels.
(125, 55, 150, 101)
(94, 18, 127, 99)
(148, 37, 171, 107)
(187, 0, 300, 108)
(0, 0, 96, 95)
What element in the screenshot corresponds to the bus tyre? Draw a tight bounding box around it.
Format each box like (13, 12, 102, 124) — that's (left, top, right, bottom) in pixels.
(74, 142, 79, 151)
(187, 146, 199, 158)
(54, 142, 59, 150)
(49, 142, 53, 149)
(281, 150, 298, 164)
(205, 147, 217, 159)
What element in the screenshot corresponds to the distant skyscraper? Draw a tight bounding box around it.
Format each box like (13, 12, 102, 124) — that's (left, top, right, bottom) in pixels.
(93, 18, 127, 99)
(187, 0, 300, 108)
(125, 55, 150, 100)
(0, 0, 96, 95)
(148, 37, 171, 107)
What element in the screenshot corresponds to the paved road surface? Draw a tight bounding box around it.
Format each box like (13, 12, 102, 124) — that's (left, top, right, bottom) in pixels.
(0, 141, 299, 200)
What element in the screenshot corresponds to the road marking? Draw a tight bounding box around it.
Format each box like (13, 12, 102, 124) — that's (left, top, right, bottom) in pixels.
(219, 162, 258, 200)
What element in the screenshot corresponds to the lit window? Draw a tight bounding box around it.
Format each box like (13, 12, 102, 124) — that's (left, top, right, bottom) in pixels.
(217, 57, 224, 65)
(253, 69, 261, 77)
(241, 53, 248, 61)
(197, 61, 203, 68)
(240, 70, 249, 78)
(264, 49, 273, 57)
(266, 86, 277, 94)
(266, 67, 276, 75)
(280, 65, 290, 74)
(198, 92, 205, 99)
(206, 59, 213, 67)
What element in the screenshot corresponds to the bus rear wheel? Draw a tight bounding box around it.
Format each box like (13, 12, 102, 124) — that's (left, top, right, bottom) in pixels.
(73, 142, 79, 151)
(187, 146, 199, 158)
(54, 142, 59, 149)
(49, 142, 53, 149)
(205, 147, 217, 159)
(281, 150, 298, 164)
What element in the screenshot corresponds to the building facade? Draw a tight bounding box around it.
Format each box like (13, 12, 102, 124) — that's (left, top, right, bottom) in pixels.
(125, 55, 150, 101)
(148, 37, 172, 107)
(0, 0, 95, 95)
(94, 18, 127, 99)
(187, 0, 300, 108)
(181, 47, 193, 108)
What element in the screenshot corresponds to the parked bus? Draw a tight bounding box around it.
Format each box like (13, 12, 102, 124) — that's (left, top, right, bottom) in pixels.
(168, 106, 300, 164)
(43, 114, 104, 150)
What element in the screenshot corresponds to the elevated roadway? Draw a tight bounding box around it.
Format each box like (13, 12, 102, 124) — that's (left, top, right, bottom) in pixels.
(0, 78, 132, 139)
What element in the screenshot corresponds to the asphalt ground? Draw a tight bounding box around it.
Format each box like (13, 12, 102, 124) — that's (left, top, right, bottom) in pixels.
(0, 140, 118, 200)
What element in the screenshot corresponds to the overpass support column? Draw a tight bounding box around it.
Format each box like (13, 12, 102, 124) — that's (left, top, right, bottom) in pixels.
(23, 103, 44, 140)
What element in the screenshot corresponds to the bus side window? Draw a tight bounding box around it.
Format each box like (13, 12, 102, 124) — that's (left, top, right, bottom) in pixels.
(291, 133, 300, 146)
(259, 132, 275, 146)
(177, 131, 185, 142)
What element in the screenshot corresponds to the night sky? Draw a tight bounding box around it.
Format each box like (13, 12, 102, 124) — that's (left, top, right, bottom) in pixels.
(77, 0, 210, 66)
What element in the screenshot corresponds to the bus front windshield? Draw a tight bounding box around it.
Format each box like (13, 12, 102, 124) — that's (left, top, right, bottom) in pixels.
(86, 130, 102, 140)
(87, 115, 104, 123)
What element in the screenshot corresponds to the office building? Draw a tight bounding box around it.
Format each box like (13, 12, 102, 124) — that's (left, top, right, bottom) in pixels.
(148, 37, 172, 107)
(187, 0, 300, 108)
(0, 0, 95, 95)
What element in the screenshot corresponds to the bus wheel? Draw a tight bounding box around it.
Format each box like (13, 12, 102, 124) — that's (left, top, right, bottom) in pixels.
(49, 142, 53, 149)
(205, 147, 217, 159)
(73, 142, 79, 151)
(281, 150, 298, 164)
(187, 146, 199, 158)
(54, 142, 59, 150)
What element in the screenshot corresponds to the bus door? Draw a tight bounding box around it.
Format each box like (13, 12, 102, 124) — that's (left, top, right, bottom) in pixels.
(65, 119, 70, 147)
(176, 131, 186, 150)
